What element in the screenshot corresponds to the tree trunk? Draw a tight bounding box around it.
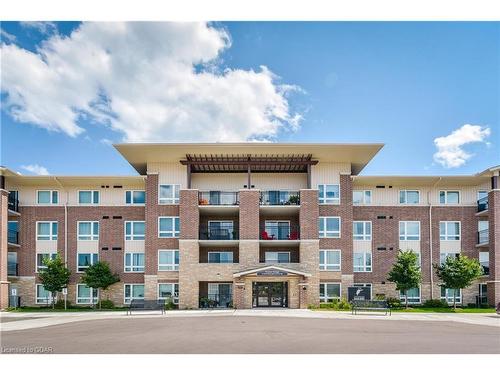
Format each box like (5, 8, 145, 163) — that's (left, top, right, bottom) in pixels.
(405, 290, 409, 309)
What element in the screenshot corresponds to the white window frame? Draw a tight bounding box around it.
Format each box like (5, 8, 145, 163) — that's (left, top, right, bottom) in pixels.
(439, 190, 460, 205)
(353, 283, 373, 299)
(399, 286, 421, 304)
(319, 217, 341, 238)
(125, 190, 146, 205)
(264, 220, 290, 239)
(76, 284, 99, 304)
(477, 190, 488, 201)
(77, 253, 99, 273)
(353, 221, 372, 241)
(77, 221, 99, 241)
(319, 249, 341, 271)
(125, 221, 145, 241)
(158, 250, 179, 271)
(353, 251, 372, 272)
(207, 251, 234, 264)
(158, 283, 179, 304)
(318, 184, 340, 204)
(36, 221, 58, 241)
(36, 190, 59, 205)
(319, 282, 341, 302)
(264, 251, 291, 264)
(124, 252, 145, 272)
(35, 284, 55, 304)
(353, 190, 372, 205)
(440, 287, 462, 304)
(124, 284, 145, 304)
(36, 252, 58, 273)
(159, 184, 180, 204)
(439, 221, 461, 241)
(78, 190, 100, 205)
(399, 221, 421, 241)
(479, 251, 489, 275)
(399, 190, 420, 204)
(158, 217, 180, 238)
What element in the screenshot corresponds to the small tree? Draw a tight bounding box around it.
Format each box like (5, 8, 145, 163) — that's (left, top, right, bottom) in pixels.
(81, 261, 120, 309)
(434, 254, 483, 309)
(387, 250, 422, 309)
(38, 255, 71, 309)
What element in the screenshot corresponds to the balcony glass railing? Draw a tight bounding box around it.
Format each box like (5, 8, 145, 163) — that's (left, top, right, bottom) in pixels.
(8, 229, 19, 245)
(477, 196, 488, 212)
(477, 229, 489, 245)
(199, 223, 239, 240)
(198, 191, 239, 206)
(8, 193, 19, 212)
(260, 191, 300, 206)
(260, 223, 300, 240)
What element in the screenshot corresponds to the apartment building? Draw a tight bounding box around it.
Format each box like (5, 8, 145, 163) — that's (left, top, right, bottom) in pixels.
(0, 143, 498, 309)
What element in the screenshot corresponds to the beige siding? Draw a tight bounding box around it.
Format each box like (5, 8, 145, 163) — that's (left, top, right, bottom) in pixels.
(311, 162, 351, 186)
(399, 240, 421, 252)
(36, 240, 58, 253)
(77, 240, 99, 253)
(147, 162, 187, 188)
(192, 173, 307, 191)
(124, 240, 145, 252)
(439, 240, 461, 253)
(353, 240, 371, 252)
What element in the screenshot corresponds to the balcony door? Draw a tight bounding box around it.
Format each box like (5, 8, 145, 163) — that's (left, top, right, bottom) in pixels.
(208, 221, 234, 240)
(265, 220, 290, 240)
(208, 283, 233, 308)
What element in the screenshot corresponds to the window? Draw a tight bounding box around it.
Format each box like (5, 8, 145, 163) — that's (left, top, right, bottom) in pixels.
(440, 252, 459, 265)
(439, 221, 460, 241)
(158, 217, 180, 238)
(479, 252, 489, 275)
(318, 217, 341, 238)
(264, 220, 290, 240)
(158, 250, 179, 271)
(78, 190, 100, 204)
(77, 253, 98, 272)
(400, 287, 421, 304)
(441, 287, 461, 304)
(77, 284, 98, 304)
(208, 252, 234, 264)
(318, 184, 340, 204)
(353, 251, 372, 272)
(159, 184, 180, 204)
(479, 284, 488, 305)
(477, 190, 488, 201)
(399, 190, 420, 204)
(399, 221, 420, 241)
(353, 221, 372, 240)
(124, 284, 145, 304)
(353, 190, 371, 205)
(36, 284, 54, 304)
(158, 283, 179, 304)
(78, 221, 99, 241)
(319, 283, 341, 302)
(439, 190, 460, 204)
(125, 221, 145, 240)
(37, 190, 58, 204)
(124, 253, 145, 272)
(319, 250, 341, 271)
(353, 283, 372, 299)
(126, 190, 146, 205)
(265, 252, 290, 263)
(36, 253, 57, 272)
(36, 221, 58, 241)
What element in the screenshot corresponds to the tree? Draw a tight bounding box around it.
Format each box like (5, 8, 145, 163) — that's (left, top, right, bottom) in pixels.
(387, 250, 422, 309)
(80, 261, 120, 309)
(38, 255, 71, 309)
(434, 254, 483, 309)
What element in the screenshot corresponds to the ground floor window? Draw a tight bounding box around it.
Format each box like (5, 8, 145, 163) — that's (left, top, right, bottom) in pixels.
(77, 284, 99, 304)
(353, 251, 372, 272)
(440, 287, 461, 304)
(206, 283, 233, 308)
(158, 283, 179, 304)
(319, 283, 341, 302)
(399, 286, 421, 304)
(124, 252, 145, 272)
(124, 284, 145, 304)
(353, 283, 372, 299)
(479, 284, 488, 305)
(36, 284, 55, 304)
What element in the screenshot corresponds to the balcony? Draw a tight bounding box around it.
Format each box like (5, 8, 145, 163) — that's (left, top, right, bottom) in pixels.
(477, 229, 489, 246)
(477, 196, 488, 214)
(199, 282, 233, 309)
(198, 191, 239, 206)
(8, 263, 18, 277)
(199, 222, 239, 243)
(260, 191, 300, 206)
(8, 192, 19, 213)
(260, 223, 300, 242)
(8, 229, 19, 246)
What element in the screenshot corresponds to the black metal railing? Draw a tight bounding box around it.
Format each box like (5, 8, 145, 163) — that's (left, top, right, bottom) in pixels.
(260, 223, 300, 240)
(199, 223, 239, 240)
(477, 196, 488, 212)
(260, 191, 300, 206)
(8, 229, 19, 245)
(8, 263, 18, 276)
(199, 294, 233, 308)
(198, 191, 239, 206)
(477, 229, 489, 245)
(8, 192, 19, 212)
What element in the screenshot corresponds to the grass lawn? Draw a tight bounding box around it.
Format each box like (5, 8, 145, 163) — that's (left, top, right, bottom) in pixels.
(6, 306, 129, 313)
(311, 306, 496, 313)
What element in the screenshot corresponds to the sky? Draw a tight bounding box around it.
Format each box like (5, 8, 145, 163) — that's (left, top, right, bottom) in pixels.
(0, 21, 498, 176)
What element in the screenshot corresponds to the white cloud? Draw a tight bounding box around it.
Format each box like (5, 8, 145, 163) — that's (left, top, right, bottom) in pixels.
(1, 28, 16, 43)
(19, 21, 57, 35)
(433, 124, 491, 168)
(20, 164, 50, 175)
(1, 22, 302, 142)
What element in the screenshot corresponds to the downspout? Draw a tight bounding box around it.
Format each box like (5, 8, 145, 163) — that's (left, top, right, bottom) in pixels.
(428, 177, 441, 299)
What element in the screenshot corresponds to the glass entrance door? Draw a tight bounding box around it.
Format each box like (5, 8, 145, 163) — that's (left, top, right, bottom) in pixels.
(252, 282, 288, 307)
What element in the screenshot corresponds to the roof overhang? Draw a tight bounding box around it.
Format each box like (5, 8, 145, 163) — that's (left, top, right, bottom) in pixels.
(233, 265, 312, 278)
(353, 175, 490, 186)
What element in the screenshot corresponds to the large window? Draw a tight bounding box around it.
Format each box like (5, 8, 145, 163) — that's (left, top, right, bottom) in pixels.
(353, 251, 372, 272)
(124, 253, 145, 272)
(318, 184, 340, 204)
(36, 253, 57, 272)
(353, 190, 371, 205)
(319, 283, 341, 302)
(159, 184, 180, 204)
(399, 190, 420, 204)
(158, 283, 179, 304)
(124, 284, 145, 304)
(265, 252, 290, 263)
(37, 190, 58, 204)
(439, 221, 460, 241)
(441, 287, 461, 304)
(318, 217, 341, 238)
(36, 221, 58, 241)
(125, 221, 145, 240)
(319, 250, 341, 271)
(77, 253, 99, 272)
(158, 250, 179, 271)
(78, 190, 100, 204)
(208, 252, 234, 264)
(400, 287, 421, 304)
(353, 221, 372, 240)
(399, 221, 420, 241)
(126, 190, 146, 205)
(78, 221, 99, 241)
(439, 190, 460, 204)
(479, 252, 489, 275)
(158, 217, 180, 238)
(76, 284, 98, 304)
(36, 284, 54, 304)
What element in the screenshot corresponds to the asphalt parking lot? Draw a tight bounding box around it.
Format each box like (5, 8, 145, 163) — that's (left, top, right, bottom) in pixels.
(2, 315, 500, 354)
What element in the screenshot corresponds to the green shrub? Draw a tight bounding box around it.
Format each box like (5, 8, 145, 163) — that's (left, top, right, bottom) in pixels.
(54, 299, 72, 309)
(337, 298, 351, 310)
(386, 297, 402, 309)
(374, 294, 386, 301)
(422, 299, 449, 308)
(164, 297, 176, 310)
(99, 299, 115, 309)
(308, 304, 319, 309)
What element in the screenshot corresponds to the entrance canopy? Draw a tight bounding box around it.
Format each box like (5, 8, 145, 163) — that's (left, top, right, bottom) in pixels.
(233, 265, 311, 278)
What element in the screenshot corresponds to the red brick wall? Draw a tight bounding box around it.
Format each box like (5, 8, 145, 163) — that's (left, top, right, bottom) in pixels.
(299, 190, 319, 240)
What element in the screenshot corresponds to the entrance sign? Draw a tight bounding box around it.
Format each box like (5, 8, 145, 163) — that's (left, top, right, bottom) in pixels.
(256, 270, 288, 276)
(347, 286, 371, 301)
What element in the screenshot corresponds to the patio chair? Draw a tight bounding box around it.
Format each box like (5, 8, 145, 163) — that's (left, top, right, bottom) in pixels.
(261, 231, 274, 240)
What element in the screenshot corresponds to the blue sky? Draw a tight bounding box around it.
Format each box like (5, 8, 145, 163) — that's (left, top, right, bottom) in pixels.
(1, 21, 498, 176)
